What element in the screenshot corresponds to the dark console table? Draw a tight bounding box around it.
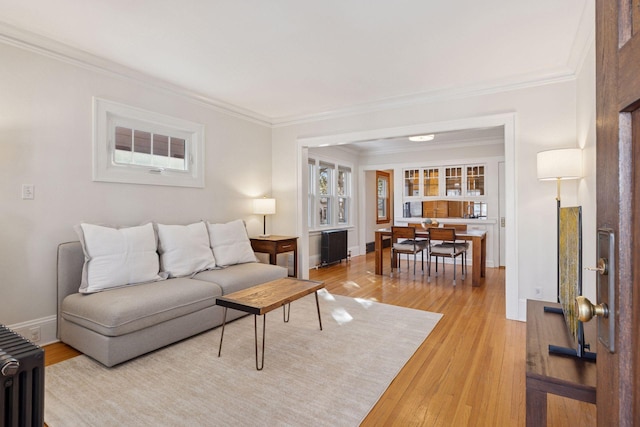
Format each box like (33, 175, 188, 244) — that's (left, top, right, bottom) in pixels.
(250, 235, 298, 277)
(525, 299, 596, 426)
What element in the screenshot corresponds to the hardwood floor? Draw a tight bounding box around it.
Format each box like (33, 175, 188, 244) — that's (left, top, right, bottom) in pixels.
(45, 251, 596, 426)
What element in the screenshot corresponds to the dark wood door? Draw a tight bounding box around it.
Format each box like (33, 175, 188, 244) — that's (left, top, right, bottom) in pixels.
(595, 0, 640, 424)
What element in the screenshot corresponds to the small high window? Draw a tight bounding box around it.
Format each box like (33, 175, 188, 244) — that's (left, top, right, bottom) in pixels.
(93, 98, 205, 187)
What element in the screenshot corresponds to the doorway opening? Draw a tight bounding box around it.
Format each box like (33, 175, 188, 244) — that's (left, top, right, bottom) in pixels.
(296, 113, 518, 319)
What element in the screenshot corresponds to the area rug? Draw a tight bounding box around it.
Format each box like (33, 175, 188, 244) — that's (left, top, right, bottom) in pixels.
(45, 292, 442, 426)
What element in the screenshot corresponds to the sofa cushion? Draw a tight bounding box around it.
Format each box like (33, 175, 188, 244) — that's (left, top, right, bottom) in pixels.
(61, 278, 222, 337)
(193, 262, 287, 295)
(156, 221, 216, 277)
(207, 219, 257, 267)
(77, 222, 162, 294)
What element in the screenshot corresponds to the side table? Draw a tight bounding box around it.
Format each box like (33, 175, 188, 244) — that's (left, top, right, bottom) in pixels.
(250, 235, 298, 277)
(525, 299, 596, 426)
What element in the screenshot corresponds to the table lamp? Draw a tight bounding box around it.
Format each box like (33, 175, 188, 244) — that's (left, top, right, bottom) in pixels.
(253, 197, 276, 237)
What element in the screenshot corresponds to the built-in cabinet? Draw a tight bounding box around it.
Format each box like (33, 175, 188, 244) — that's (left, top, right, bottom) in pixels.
(466, 165, 485, 196)
(422, 200, 449, 218)
(403, 163, 487, 218)
(403, 169, 420, 196)
(423, 168, 439, 196)
(391, 155, 503, 268)
(444, 166, 464, 196)
(404, 164, 485, 198)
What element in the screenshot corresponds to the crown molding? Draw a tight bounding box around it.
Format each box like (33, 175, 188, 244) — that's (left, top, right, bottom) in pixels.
(270, 70, 577, 128)
(1, 19, 588, 130)
(0, 21, 272, 127)
(567, 0, 595, 77)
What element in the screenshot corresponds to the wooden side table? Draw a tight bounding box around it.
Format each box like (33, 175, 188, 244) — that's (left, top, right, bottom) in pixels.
(526, 299, 596, 426)
(250, 235, 298, 277)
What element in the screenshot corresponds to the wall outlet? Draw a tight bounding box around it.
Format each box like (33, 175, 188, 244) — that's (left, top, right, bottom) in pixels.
(29, 326, 41, 342)
(535, 287, 542, 298)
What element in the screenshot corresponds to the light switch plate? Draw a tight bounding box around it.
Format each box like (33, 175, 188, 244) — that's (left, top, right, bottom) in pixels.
(21, 184, 34, 200)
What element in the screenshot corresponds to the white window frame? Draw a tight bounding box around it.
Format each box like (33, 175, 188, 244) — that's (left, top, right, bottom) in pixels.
(93, 97, 205, 188)
(318, 161, 334, 226)
(308, 156, 353, 230)
(308, 159, 316, 228)
(337, 165, 351, 225)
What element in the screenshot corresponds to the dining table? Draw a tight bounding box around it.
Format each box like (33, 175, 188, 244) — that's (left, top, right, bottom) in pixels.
(374, 228, 487, 287)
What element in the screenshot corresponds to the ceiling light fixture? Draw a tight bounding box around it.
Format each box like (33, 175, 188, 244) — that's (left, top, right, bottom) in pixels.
(408, 134, 435, 142)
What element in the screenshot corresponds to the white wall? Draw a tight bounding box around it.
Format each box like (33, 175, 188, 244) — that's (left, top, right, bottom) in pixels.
(273, 78, 593, 321)
(576, 39, 597, 302)
(0, 43, 272, 342)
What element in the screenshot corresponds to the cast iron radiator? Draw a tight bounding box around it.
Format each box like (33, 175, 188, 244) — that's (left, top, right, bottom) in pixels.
(0, 325, 44, 427)
(321, 229, 348, 266)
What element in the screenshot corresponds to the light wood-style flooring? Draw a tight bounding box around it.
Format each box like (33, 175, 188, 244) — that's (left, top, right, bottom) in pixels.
(44, 250, 596, 426)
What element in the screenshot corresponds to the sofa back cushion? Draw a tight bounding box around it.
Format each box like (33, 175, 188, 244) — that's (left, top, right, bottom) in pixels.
(207, 219, 257, 267)
(77, 223, 162, 293)
(156, 221, 216, 277)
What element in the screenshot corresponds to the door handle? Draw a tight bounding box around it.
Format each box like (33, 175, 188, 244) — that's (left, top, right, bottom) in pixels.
(575, 295, 609, 322)
(579, 258, 610, 321)
(580, 229, 616, 353)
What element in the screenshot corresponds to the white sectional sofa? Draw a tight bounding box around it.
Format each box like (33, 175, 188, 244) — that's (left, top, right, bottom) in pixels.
(56, 220, 288, 367)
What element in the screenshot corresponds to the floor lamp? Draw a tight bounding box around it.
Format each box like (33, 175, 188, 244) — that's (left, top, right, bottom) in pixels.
(253, 197, 276, 237)
(537, 148, 582, 302)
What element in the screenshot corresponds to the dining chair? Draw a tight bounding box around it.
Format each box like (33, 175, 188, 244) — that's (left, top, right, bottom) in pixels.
(391, 226, 428, 277)
(441, 223, 468, 232)
(428, 227, 469, 285)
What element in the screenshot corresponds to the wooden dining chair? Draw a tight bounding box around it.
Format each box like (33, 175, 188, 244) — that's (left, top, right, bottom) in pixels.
(428, 227, 469, 285)
(391, 226, 428, 277)
(441, 223, 467, 232)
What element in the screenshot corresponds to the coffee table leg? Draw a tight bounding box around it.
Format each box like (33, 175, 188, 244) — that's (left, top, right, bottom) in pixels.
(283, 304, 291, 322)
(218, 307, 228, 357)
(315, 291, 323, 331)
(255, 314, 266, 370)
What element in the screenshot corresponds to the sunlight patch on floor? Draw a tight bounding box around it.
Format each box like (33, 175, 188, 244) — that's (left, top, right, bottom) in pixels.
(354, 298, 376, 308)
(331, 307, 354, 325)
(342, 280, 361, 290)
(318, 288, 335, 301)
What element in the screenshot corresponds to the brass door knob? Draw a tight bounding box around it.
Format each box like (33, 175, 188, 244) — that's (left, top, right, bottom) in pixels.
(575, 296, 609, 322)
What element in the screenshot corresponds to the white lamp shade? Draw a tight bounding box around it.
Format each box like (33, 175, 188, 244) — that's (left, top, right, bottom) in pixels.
(537, 148, 582, 181)
(253, 198, 276, 215)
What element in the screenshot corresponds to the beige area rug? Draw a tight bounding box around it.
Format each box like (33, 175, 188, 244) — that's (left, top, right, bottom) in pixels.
(45, 292, 442, 426)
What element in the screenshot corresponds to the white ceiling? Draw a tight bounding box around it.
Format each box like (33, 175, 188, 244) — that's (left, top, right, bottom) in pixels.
(348, 127, 505, 155)
(0, 0, 591, 123)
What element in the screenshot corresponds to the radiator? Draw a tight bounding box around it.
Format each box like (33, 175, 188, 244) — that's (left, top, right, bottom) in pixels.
(0, 325, 44, 427)
(321, 229, 348, 266)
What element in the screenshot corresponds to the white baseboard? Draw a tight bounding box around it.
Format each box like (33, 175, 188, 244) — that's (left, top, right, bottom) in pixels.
(8, 315, 58, 346)
(310, 245, 360, 269)
(518, 299, 527, 322)
(310, 254, 322, 269)
(348, 245, 360, 258)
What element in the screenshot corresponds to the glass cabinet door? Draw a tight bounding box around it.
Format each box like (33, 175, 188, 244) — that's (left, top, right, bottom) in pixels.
(445, 167, 463, 196)
(423, 168, 439, 196)
(404, 169, 420, 197)
(466, 165, 485, 196)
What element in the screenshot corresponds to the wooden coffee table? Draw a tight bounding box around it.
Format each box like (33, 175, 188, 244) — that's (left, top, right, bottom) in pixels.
(216, 277, 325, 370)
